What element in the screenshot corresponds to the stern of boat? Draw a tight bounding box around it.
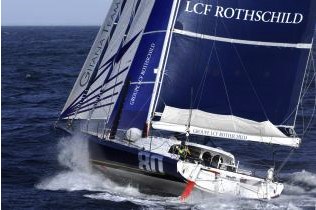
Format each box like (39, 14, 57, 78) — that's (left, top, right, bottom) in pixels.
(177, 160, 284, 200)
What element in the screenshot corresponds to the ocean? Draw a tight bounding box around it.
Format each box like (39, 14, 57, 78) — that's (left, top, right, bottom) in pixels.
(2, 26, 316, 209)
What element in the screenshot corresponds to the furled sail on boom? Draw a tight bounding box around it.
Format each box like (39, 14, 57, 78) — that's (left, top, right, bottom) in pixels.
(152, 106, 301, 147)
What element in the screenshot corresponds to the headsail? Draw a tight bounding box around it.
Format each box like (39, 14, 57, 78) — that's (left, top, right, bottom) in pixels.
(59, 0, 178, 137)
(148, 0, 316, 147)
(61, 0, 126, 119)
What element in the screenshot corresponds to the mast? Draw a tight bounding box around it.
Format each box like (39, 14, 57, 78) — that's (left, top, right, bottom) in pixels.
(146, 0, 181, 124)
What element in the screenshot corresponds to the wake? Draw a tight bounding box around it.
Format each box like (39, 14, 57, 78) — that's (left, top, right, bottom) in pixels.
(36, 135, 316, 209)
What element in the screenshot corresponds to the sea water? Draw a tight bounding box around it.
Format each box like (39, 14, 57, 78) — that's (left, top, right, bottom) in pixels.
(2, 26, 316, 209)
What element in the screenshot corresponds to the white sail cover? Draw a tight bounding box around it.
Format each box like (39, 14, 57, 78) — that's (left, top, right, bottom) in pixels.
(152, 106, 301, 147)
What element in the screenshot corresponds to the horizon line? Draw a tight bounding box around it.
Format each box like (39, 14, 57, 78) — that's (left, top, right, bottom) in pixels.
(1, 24, 101, 27)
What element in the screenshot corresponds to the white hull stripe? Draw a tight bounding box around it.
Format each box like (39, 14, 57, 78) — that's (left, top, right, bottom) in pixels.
(173, 29, 312, 49)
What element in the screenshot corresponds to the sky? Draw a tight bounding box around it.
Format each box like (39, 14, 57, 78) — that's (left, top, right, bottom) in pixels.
(2, 0, 112, 26)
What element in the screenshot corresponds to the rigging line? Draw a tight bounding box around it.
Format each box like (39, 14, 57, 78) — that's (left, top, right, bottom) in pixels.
(93, 62, 112, 83)
(293, 41, 314, 128)
(281, 50, 315, 126)
(87, 17, 140, 91)
(149, 0, 181, 119)
(214, 45, 238, 132)
(274, 148, 295, 179)
(75, 92, 119, 111)
(300, 98, 305, 135)
(214, 47, 234, 116)
(68, 82, 123, 112)
(196, 0, 219, 108)
(105, 65, 124, 129)
(125, 96, 152, 129)
(90, 1, 137, 121)
(107, 66, 129, 84)
(72, 84, 120, 110)
(73, 102, 115, 116)
(191, 2, 203, 107)
(67, 2, 124, 123)
(186, 87, 194, 143)
(220, 20, 269, 121)
(302, 52, 316, 136)
(298, 58, 316, 99)
(66, 82, 105, 112)
(102, 0, 140, 132)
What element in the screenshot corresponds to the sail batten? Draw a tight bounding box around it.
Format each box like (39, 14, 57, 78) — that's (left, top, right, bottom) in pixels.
(173, 29, 313, 49)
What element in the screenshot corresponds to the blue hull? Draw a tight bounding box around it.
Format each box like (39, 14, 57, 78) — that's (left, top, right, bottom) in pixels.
(87, 134, 186, 195)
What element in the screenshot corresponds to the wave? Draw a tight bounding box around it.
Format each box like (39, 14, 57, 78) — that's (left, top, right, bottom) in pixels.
(36, 134, 316, 209)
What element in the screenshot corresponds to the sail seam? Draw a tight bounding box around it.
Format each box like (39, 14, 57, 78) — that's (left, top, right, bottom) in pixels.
(173, 29, 312, 49)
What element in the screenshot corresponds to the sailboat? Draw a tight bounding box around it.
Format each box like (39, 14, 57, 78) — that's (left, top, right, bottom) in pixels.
(56, 0, 316, 200)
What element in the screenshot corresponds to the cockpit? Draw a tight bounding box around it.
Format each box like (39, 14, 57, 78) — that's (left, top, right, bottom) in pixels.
(168, 142, 237, 172)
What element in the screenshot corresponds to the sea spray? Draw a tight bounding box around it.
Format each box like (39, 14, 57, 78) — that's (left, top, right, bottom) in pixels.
(36, 134, 316, 209)
(36, 134, 143, 193)
(57, 133, 91, 173)
(36, 134, 111, 191)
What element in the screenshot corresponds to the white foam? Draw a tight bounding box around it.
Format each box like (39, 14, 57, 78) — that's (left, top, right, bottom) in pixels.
(287, 170, 316, 187)
(57, 134, 91, 172)
(36, 134, 136, 193)
(36, 134, 316, 209)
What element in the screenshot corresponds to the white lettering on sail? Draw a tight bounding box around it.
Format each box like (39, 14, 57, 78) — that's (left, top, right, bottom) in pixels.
(130, 43, 155, 105)
(79, 0, 121, 87)
(184, 1, 304, 24)
(192, 128, 248, 141)
(185, 1, 212, 15)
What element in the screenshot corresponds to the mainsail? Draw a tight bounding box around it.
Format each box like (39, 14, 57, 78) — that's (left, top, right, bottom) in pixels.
(148, 0, 316, 147)
(60, 0, 316, 147)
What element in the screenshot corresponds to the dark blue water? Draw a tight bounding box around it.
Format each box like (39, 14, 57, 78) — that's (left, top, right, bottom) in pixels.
(2, 26, 316, 209)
